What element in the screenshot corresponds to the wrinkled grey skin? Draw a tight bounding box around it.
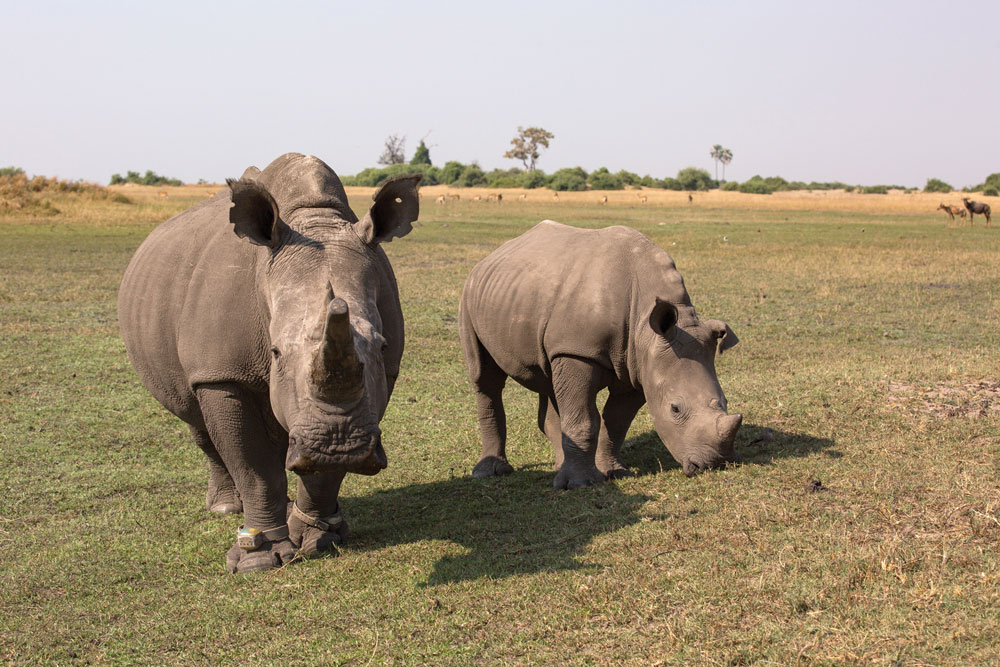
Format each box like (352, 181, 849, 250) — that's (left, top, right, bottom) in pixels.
(119, 153, 420, 571)
(459, 220, 742, 490)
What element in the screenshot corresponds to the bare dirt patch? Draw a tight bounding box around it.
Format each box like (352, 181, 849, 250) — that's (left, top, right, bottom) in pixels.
(888, 380, 1000, 418)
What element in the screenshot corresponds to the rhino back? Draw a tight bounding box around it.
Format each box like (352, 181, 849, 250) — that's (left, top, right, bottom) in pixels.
(118, 193, 268, 423)
(463, 221, 685, 386)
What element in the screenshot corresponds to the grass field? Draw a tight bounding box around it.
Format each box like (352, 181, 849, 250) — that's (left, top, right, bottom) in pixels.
(2, 183, 999, 664)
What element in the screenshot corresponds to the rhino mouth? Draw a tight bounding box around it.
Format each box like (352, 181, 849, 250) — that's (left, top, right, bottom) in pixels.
(682, 450, 742, 477)
(286, 428, 387, 476)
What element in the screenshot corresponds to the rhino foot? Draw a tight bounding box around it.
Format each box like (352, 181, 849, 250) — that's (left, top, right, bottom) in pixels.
(208, 500, 243, 514)
(472, 456, 514, 478)
(603, 466, 635, 481)
(225, 537, 298, 574)
(553, 464, 606, 490)
(289, 508, 349, 559)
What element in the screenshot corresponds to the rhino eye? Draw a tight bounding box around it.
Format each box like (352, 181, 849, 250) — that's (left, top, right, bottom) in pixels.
(670, 403, 681, 414)
(270, 347, 281, 359)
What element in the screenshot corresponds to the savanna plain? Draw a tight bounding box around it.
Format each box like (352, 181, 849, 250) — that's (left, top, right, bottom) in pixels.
(1, 183, 999, 665)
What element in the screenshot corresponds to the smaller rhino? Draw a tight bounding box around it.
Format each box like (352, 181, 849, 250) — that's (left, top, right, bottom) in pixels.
(459, 220, 742, 489)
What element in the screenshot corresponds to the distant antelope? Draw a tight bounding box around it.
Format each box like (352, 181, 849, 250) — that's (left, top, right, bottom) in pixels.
(552, 192, 560, 202)
(687, 192, 693, 203)
(599, 195, 608, 204)
(159, 191, 168, 198)
(517, 193, 527, 201)
(637, 193, 648, 204)
(448, 193, 461, 201)
(962, 197, 992, 226)
(936, 203, 965, 221)
(486, 193, 502, 202)
(473, 194, 482, 202)
(436, 194, 446, 204)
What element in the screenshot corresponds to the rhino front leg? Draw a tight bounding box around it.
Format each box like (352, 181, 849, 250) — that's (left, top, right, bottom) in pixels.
(188, 424, 243, 514)
(550, 356, 611, 490)
(469, 346, 514, 479)
(289, 471, 349, 558)
(195, 384, 296, 574)
(596, 391, 646, 480)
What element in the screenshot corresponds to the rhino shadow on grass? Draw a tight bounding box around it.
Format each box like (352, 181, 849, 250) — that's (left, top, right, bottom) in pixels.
(622, 422, 838, 477)
(341, 472, 652, 586)
(338, 424, 834, 586)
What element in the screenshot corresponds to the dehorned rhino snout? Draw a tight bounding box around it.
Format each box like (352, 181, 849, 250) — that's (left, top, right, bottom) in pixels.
(285, 431, 388, 476)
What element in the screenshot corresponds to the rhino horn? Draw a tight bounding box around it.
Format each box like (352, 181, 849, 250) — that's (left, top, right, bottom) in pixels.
(311, 286, 364, 403)
(716, 413, 743, 443)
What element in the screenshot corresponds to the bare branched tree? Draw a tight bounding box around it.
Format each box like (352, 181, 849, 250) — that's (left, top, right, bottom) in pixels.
(503, 126, 554, 172)
(377, 134, 407, 166)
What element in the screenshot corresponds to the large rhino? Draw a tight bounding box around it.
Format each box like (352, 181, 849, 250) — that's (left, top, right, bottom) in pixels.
(118, 153, 420, 572)
(459, 220, 742, 489)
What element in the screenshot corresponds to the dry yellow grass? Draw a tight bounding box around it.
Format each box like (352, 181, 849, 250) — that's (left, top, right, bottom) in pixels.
(408, 185, 998, 215)
(107, 183, 996, 218)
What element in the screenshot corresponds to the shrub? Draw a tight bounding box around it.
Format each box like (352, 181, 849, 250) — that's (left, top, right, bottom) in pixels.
(439, 161, 465, 185)
(481, 168, 522, 188)
(968, 173, 1000, 192)
(521, 169, 549, 189)
(923, 179, 952, 193)
(737, 176, 774, 195)
(410, 140, 432, 166)
(860, 185, 888, 195)
(588, 167, 624, 190)
(656, 177, 681, 190)
(675, 167, 715, 191)
(457, 164, 487, 187)
(985, 187, 999, 197)
(721, 181, 740, 191)
(344, 163, 438, 187)
(109, 169, 183, 186)
(548, 167, 588, 191)
(2, 170, 130, 216)
(615, 169, 641, 186)
(805, 181, 851, 191)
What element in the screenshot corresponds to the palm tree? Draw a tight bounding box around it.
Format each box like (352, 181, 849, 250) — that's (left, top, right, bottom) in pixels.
(710, 144, 724, 182)
(719, 148, 733, 183)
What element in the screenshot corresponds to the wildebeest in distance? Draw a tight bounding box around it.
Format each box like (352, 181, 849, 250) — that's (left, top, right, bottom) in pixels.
(961, 197, 991, 226)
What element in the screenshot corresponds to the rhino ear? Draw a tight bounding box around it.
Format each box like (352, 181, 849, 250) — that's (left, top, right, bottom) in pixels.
(355, 174, 422, 245)
(649, 298, 678, 338)
(226, 177, 287, 248)
(705, 319, 739, 355)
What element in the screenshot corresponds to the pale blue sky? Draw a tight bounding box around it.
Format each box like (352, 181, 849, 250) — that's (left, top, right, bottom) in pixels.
(3, 1, 998, 187)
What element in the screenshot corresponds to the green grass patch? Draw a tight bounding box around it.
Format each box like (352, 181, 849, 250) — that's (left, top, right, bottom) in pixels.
(1, 192, 999, 663)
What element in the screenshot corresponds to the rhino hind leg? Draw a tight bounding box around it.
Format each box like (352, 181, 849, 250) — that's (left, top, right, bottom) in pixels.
(189, 425, 243, 514)
(468, 342, 514, 479)
(595, 392, 646, 480)
(550, 356, 611, 490)
(537, 394, 563, 469)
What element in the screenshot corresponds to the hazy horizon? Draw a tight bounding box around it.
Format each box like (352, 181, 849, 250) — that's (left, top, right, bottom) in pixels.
(3, 1, 998, 188)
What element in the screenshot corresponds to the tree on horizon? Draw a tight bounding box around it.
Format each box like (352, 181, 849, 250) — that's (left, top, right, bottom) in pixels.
(503, 126, 554, 172)
(410, 140, 431, 166)
(720, 147, 733, 182)
(377, 134, 406, 166)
